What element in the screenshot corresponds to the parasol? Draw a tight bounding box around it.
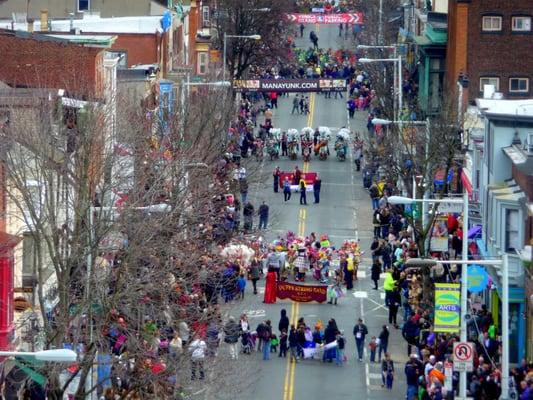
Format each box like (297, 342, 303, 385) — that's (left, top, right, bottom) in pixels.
(301, 127, 314, 136)
(336, 128, 350, 140)
(318, 126, 331, 138)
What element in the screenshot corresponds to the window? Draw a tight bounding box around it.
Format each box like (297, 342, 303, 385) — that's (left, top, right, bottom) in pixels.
(509, 77, 529, 93)
(482, 16, 502, 31)
(106, 51, 127, 68)
(504, 209, 519, 252)
(78, 0, 90, 11)
(512, 16, 531, 31)
(479, 77, 500, 91)
(202, 6, 210, 27)
(198, 52, 208, 75)
(22, 233, 37, 287)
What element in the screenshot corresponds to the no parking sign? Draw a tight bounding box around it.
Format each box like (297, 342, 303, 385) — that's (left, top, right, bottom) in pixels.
(453, 342, 474, 372)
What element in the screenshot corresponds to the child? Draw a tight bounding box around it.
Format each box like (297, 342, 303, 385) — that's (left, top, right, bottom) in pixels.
(288, 325, 299, 363)
(270, 333, 279, 353)
(279, 329, 288, 358)
(237, 274, 246, 299)
(368, 336, 378, 362)
(335, 330, 345, 366)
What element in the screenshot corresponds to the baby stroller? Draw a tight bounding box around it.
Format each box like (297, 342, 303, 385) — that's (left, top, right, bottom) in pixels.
(241, 331, 254, 354)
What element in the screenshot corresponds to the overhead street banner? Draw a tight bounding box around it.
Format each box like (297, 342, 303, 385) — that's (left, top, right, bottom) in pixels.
(233, 79, 347, 93)
(277, 282, 327, 303)
(434, 283, 460, 333)
(285, 13, 364, 24)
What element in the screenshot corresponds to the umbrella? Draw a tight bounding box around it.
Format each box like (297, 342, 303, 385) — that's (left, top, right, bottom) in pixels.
(287, 128, 299, 136)
(337, 128, 350, 140)
(318, 126, 331, 138)
(301, 127, 314, 136)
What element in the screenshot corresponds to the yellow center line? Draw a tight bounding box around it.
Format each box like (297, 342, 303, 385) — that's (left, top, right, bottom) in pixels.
(283, 66, 316, 400)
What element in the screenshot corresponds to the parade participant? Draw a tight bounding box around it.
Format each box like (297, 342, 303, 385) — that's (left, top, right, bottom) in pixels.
(278, 309, 290, 334)
(299, 178, 307, 205)
(292, 95, 300, 114)
(281, 132, 288, 156)
(248, 257, 261, 295)
(283, 178, 292, 202)
(369, 336, 378, 363)
(263, 268, 277, 304)
(289, 325, 299, 363)
(293, 165, 302, 185)
(342, 252, 354, 290)
(237, 274, 246, 299)
(258, 201, 269, 230)
(382, 353, 395, 390)
(273, 166, 281, 193)
(223, 316, 241, 360)
(323, 319, 338, 363)
(353, 318, 368, 362)
(261, 320, 273, 360)
(371, 259, 381, 290)
(189, 334, 207, 380)
(335, 330, 346, 366)
(279, 329, 288, 358)
(243, 201, 254, 231)
(313, 174, 322, 204)
(378, 325, 389, 362)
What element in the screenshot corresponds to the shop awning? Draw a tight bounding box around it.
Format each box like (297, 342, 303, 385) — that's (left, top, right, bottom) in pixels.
(0, 231, 22, 255)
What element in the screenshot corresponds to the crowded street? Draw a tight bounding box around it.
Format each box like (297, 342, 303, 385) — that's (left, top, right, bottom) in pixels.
(0, 0, 532, 399)
(227, 24, 407, 400)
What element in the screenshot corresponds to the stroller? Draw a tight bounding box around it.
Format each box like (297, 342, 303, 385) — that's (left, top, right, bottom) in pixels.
(241, 331, 255, 354)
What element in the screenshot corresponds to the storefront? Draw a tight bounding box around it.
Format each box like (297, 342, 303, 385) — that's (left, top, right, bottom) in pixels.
(0, 232, 22, 350)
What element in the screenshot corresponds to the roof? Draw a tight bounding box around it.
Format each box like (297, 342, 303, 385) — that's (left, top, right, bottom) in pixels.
(476, 98, 533, 121)
(0, 14, 165, 34)
(44, 34, 116, 47)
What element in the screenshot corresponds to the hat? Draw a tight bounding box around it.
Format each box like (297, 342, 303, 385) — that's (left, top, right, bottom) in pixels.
(410, 353, 419, 359)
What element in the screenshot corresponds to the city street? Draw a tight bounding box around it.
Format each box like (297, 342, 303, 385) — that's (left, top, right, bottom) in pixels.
(228, 25, 408, 400)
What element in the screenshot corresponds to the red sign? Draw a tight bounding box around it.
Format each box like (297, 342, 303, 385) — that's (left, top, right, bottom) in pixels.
(286, 13, 364, 25)
(277, 282, 327, 303)
(279, 172, 317, 188)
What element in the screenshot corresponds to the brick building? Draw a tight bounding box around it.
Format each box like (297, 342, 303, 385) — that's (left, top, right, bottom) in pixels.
(446, 0, 533, 103)
(0, 30, 105, 99)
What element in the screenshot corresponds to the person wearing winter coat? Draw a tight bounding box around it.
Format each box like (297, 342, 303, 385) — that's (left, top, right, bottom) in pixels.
(371, 260, 382, 290)
(278, 309, 290, 333)
(224, 316, 241, 359)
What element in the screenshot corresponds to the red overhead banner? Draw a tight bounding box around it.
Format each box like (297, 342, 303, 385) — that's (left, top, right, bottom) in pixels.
(286, 13, 364, 24)
(277, 282, 327, 303)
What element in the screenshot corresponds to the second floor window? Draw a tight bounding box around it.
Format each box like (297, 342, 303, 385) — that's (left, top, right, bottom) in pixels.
(509, 77, 529, 93)
(512, 16, 531, 31)
(78, 0, 90, 11)
(479, 77, 500, 92)
(482, 16, 502, 31)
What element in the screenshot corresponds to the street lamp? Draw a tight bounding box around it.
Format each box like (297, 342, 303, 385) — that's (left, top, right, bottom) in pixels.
(222, 34, 261, 82)
(359, 57, 402, 123)
(0, 349, 77, 362)
(388, 193, 510, 400)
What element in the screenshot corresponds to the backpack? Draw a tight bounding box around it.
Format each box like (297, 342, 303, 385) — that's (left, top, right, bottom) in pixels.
(369, 185, 379, 198)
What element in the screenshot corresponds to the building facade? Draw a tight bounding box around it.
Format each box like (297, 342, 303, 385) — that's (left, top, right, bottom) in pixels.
(0, 0, 168, 19)
(446, 0, 533, 103)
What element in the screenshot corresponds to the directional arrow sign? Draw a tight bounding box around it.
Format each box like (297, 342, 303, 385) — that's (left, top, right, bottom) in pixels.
(285, 13, 364, 25)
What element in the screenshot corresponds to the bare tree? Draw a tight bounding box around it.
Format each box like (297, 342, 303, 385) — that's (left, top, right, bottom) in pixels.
(0, 74, 256, 398)
(213, 0, 293, 79)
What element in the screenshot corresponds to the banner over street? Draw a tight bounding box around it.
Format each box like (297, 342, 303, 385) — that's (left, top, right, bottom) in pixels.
(285, 13, 364, 24)
(233, 79, 347, 93)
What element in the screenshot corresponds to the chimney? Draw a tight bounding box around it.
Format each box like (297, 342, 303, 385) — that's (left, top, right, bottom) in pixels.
(40, 9, 48, 32)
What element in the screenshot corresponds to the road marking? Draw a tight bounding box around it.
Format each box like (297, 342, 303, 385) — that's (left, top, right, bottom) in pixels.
(365, 296, 389, 311)
(380, 292, 385, 300)
(357, 271, 366, 279)
(353, 291, 368, 298)
(242, 309, 266, 318)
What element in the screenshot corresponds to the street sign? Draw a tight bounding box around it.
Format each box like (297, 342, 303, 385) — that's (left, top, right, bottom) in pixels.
(233, 78, 347, 93)
(453, 342, 474, 372)
(285, 13, 364, 25)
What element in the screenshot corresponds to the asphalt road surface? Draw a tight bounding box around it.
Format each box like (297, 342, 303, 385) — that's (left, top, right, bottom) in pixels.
(225, 24, 408, 400)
